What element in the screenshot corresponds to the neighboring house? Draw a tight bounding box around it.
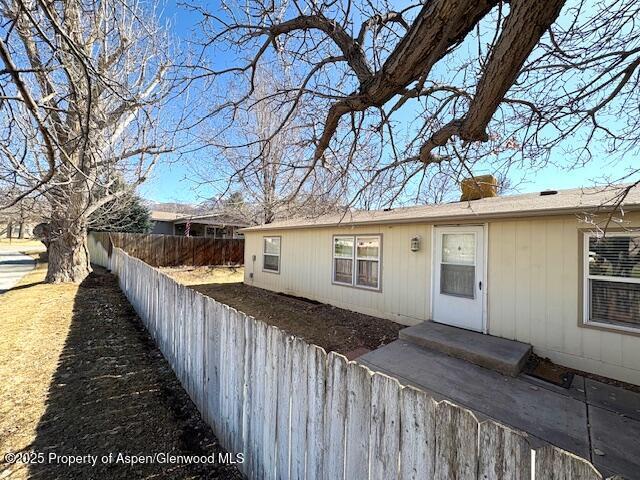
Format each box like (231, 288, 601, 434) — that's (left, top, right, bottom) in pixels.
(150, 211, 184, 234)
(242, 183, 640, 385)
(173, 214, 246, 239)
(150, 211, 247, 238)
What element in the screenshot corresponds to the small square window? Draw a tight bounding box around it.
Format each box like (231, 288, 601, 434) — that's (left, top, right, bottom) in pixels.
(263, 237, 280, 273)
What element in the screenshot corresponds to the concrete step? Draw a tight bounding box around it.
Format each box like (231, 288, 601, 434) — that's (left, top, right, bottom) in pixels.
(399, 321, 532, 376)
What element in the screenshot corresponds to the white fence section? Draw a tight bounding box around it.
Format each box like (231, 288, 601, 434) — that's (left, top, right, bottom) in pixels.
(87, 232, 110, 269)
(89, 238, 608, 479)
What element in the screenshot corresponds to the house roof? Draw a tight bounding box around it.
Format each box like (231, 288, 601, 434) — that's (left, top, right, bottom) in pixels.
(172, 213, 249, 227)
(241, 184, 640, 232)
(150, 210, 185, 222)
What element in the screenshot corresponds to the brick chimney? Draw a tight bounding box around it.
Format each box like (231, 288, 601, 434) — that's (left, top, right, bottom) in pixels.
(460, 175, 499, 201)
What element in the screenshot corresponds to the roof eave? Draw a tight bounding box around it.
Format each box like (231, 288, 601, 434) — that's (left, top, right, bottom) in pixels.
(239, 204, 640, 233)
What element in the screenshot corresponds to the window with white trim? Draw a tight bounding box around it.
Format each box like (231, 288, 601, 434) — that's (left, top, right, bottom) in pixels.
(332, 235, 381, 290)
(584, 232, 640, 331)
(263, 236, 280, 273)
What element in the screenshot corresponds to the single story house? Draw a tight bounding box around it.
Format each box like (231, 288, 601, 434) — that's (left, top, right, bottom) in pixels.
(241, 184, 640, 385)
(150, 211, 247, 238)
(173, 214, 246, 238)
(150, 211, 184, 234)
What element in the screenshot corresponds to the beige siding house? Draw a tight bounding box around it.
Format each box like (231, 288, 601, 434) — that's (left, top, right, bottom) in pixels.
(241, 185, 640, 385)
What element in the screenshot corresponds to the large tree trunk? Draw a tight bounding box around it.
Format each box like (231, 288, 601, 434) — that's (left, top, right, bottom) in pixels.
(45, 216, 92, 283)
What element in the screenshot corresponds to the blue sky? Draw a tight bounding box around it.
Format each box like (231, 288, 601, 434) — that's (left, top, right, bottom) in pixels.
(141, 1, 637, 204)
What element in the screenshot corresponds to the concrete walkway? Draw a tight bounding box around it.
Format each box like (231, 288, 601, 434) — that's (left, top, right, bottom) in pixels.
(360, 339, 640, 479)
(0, 250, 36, 293)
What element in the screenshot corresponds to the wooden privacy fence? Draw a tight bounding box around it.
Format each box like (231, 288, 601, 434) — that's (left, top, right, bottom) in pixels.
(89, 242, 609, 480)
(89, 231, 244, 267)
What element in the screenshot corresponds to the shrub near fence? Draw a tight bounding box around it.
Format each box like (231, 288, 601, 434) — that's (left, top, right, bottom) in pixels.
(89, 231, 244, 267)
(89, 240, 609, 480)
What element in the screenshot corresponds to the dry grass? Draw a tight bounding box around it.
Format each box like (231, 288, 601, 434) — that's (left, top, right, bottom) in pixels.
(0, 238, 46, 254)
(0, 238, 44, 247)
(0, 262, 76, 476)
(0, 262, 241, 479)
(160, 266, 244, 285)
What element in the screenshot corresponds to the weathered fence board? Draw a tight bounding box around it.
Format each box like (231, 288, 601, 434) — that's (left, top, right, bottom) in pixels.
(399, 386, 435, 480)
(250, 320, 268, 479)
(434, 401, 479, 480)
(535, 445, 603, 480)
(88, 243, 611, 480)
(370, 373, 401, 480)
(323, 352, 348, 480)
(240, 314, 255, 478)
(230, 308, 246, 460)
(344, 361, 372, 480)
(306, 345, 327, 480)
(275, 333, 293, 480)
(263, 326, 280, 478)
(289, 337, 308, 480)
(218, 304, 231, 453)
(478, 421, 531, 480)
(193, 292, 206, 411)
(205, 299, 221, 434)
(90, 231, 243, 267)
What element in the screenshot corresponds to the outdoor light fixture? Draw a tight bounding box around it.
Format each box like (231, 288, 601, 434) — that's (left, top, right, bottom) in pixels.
(410, 235, 421, 252)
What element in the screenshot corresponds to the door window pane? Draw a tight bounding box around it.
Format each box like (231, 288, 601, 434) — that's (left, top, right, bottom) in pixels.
(442, 233, 475, 265)
(441, 264, 475, 298)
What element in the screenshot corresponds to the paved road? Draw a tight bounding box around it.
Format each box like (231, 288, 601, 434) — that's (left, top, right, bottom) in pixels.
(0, 250, 36, 293)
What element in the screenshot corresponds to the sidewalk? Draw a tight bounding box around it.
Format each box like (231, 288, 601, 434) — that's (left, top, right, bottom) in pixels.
(360, 339, 640, 479)
(0, 251, 36, 293)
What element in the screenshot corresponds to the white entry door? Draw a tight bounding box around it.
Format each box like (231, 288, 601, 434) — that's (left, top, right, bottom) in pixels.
(433, 226, 485, 332)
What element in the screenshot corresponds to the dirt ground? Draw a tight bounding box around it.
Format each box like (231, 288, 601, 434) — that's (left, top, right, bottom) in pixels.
(160, 265, 245, 285)
(0, 261, 242, 479)
(162, 266, 403, 356)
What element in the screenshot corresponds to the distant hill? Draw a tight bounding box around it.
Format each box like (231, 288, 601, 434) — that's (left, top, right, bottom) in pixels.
(145, 201, 205, 215)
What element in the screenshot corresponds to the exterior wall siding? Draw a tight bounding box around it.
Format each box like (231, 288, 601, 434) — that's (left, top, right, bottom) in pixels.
(487, 212, 640, 385)
(245, 212, 640, 384)
(151, 220, 175, 235)
(245, 223, 432, 325)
